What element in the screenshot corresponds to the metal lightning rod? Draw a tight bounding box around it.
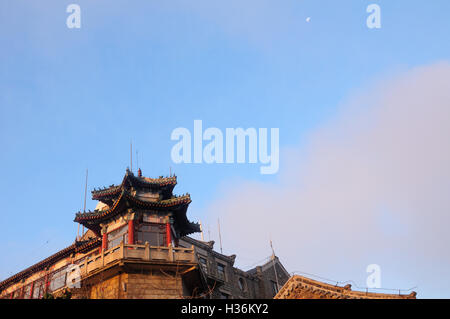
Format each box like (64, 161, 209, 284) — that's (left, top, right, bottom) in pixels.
(270, 239, 280, 292)
(218, 219, 223, 254)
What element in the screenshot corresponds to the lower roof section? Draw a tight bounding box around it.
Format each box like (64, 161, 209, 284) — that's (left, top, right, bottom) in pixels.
(275, 275, 417, 299)
(0, 237, 101, 292)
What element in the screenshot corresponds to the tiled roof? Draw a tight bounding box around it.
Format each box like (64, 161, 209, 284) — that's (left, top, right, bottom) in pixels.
(274, 275, 417, 299)
(92, 170, 177, 200)
(75, 191, 191, 222)
(0, 238, 101, 292)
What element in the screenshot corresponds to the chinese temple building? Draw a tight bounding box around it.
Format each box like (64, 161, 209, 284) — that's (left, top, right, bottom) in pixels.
(0, 169, 289, 299)
(274, 275, 417, 299)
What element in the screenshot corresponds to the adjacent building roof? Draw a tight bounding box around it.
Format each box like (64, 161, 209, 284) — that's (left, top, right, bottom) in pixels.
(247, 256, 290, 279)
(274, 275, 417, 299)
(181, 236, 237, 266)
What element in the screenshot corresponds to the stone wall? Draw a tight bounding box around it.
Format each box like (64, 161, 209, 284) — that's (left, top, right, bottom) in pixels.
(256, 262, 291, 298)
(89, 271, 185, 299)
(125, 272, 184, 299)
(90, 274, 122, 299)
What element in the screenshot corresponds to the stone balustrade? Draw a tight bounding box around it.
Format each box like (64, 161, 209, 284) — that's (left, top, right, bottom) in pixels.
(74, 242, 195, 278)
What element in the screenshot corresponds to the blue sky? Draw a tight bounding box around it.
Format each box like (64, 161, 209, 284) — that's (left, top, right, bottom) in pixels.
(1, 1, 450, 298)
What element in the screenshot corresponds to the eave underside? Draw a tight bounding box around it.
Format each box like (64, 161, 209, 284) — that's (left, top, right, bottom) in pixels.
(75, 191, 199, 237)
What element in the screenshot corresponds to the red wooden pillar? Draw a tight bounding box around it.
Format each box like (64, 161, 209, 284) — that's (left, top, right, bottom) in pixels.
(44, 274, 50, 294)
(128, 219, 134, 245)
(166, 223, 171, 247)
(102, 232, 108, 251)
(29, 282, 34, 299)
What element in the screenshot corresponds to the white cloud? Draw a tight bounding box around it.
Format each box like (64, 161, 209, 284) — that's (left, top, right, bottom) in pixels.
(204, 62, 450, 297)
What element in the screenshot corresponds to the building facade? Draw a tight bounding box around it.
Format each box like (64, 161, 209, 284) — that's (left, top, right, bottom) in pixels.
(179, 236, 290, 299)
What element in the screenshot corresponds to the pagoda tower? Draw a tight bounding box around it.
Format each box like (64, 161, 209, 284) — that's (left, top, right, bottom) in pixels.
(75, 168, 200, 249)
(69, 168, 203, 298)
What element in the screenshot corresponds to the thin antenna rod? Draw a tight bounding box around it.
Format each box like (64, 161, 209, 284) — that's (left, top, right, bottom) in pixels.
(77, 219, 80, 240)
(199, 220, 204, 241)
(83, 169, 88, 212)
(136, 150, 139, 171)
(130, 141, 133, 173)
(82, 168, 88, 236)
(270, 239, 280, 292)
(218, 219, 223, 254)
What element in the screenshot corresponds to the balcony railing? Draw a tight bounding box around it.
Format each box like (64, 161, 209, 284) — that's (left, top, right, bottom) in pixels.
(74, 242, 195, 278)
(1, 242, 196, 299)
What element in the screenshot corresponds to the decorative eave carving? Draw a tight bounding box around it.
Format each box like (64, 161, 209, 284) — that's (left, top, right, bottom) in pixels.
(275, 275, 417, 299)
